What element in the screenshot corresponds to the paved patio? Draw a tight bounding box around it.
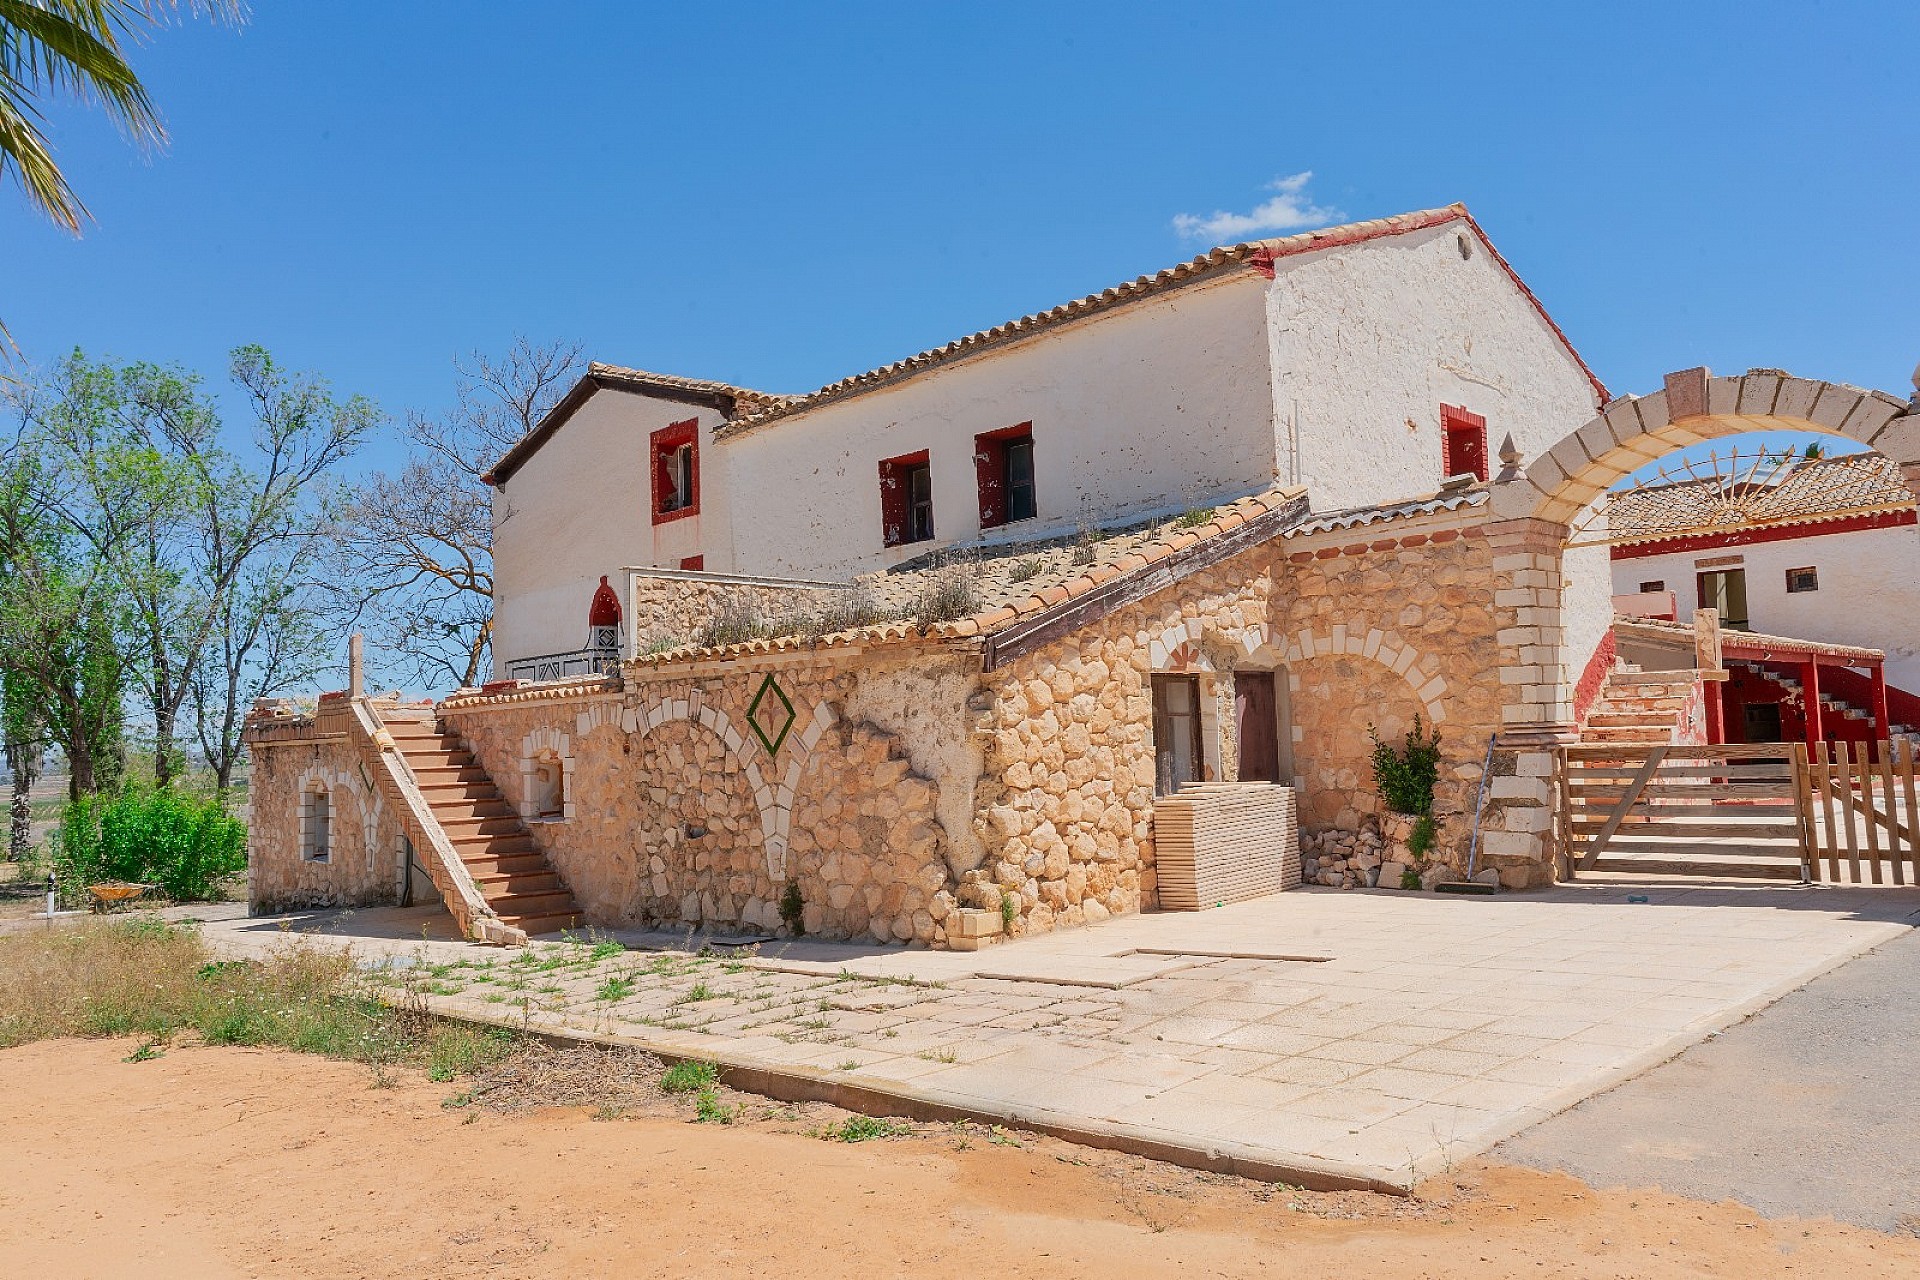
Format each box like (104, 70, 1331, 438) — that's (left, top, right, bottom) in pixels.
(199, 882, 1920, 1191)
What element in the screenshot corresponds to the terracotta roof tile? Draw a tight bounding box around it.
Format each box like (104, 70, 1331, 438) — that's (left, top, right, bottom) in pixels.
(1607, 453, 1912, 546)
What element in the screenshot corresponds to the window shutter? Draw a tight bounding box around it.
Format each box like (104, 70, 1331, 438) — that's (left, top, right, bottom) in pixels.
(879, 458, 907, 547)
(976, 436, 1005, 528)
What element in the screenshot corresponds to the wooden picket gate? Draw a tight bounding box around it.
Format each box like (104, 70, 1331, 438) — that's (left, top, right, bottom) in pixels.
(1557, 744, 1809, 880)
(1557, 740, 1920, 884)
(1804, 739, 1920, 886)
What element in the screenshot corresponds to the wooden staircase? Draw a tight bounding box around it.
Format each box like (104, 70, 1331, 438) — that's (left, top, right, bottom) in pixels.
(382, 715, 583, 936)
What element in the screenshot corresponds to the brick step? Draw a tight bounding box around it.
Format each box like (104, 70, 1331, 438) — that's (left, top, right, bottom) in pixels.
(451, 831, 536, 856)
(426, 797, 516, 820)
(398, 743, 472, 762)
(435, 814, 523, 837)
(1608, 669, 1706, 686)
(475, 870, 565, 896)
(409, 766, 492, 787)
(460, 850, 548, 876)
(1582, 727, 1675, 743)
(417, 781, 504, 803)
(496, 909, 583, 937)
(1588, 711, 1679, 727)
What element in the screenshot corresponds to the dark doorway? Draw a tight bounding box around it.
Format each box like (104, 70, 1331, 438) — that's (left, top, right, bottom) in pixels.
(1743, 702, 1783, 744)
(1234, 671, 1281, 783)
(1151, 674, 1204, 795)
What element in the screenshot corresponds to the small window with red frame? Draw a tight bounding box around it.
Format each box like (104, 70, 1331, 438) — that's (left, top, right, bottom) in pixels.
(975, 423, 1036, 529)
(650, 420, 699, 523)
(879, 450, 934, 547)
(1441, 405, 1488, 482)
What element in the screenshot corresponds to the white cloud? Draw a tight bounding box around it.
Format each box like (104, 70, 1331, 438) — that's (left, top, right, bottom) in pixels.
(1171, 172, 1343, 242)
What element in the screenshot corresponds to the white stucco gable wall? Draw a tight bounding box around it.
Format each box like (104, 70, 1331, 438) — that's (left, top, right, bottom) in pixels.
(719, 273, 1279, 581)
(491, 391, 732, 677)
(1267, 222, 1603, 512)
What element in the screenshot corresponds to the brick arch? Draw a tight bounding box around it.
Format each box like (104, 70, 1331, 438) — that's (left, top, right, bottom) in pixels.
(517, 726, 574, 821)
(292, 763, 386, 874)
(623, 692, 839, 880)
(1230, 621, 1448, 724)
(1492, 367, 1920, 525)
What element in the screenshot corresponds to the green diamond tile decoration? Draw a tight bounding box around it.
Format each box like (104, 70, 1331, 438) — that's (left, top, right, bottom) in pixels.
(747, 672, 796, 757)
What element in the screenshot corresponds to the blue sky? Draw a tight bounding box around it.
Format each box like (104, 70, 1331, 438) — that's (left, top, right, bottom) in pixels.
(4, 2, 1915, 473)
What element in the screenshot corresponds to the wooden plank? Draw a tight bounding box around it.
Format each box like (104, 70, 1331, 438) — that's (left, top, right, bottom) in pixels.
(1554, 748, 1574, 881)
(1903, 738, 1920, 888)
(1568, 782, 1797, 800)
(1568, 802, 1797, 820)
(1816, 742, 1841, 882)
(1837, 740, 1863, 883)
(1861, 742, 1885, 885)
(1577, 747, 1667, 870)
(1570, 821, 1803, 839)
(1562, 763, 1798, 779)
(1586, 857, 1804, 880)
(1878, 740, 1904, 886)
(1588, 840, 1806, 860)
(1792, 743, 1815, 881)
(1562, 743, 1798, 760)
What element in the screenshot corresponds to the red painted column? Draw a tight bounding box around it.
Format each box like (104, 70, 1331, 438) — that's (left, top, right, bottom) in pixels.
(1703, 679, 1725, 745)
(1871, 662, 1891, 741)
(1802, 658, 1823, 746)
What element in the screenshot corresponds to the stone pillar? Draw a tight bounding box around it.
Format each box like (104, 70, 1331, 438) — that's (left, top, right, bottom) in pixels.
(348, 633, 364, 699)
(1481, 516, 1576, 888)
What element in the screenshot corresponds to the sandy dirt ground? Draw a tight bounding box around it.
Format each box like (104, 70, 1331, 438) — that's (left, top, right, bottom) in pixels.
(2, 1040, 1917, 1278)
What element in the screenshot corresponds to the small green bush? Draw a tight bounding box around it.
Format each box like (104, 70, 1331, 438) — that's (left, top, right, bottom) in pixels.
(779, 879, 805, 935)
(53, 785, 246, 902)
(1368, 715, 1443, 817)
(661, 1059, 719, 1094)
(1399, 866, 1423, 891)
(1406, 814, 1437, 859)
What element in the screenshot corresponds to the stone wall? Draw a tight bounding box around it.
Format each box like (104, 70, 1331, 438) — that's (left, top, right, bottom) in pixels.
(439, 650, 978, 946)
(246, 724, 403, 913)
(629, 570, 851, 652)
(975, 504, 1516, 937)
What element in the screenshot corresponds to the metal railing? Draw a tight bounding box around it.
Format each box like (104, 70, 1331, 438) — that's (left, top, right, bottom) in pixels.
(503, 647, 621, 683)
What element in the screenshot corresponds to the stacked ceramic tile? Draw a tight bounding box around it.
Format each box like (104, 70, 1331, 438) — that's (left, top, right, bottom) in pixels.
(1152, 782, 1300, 910)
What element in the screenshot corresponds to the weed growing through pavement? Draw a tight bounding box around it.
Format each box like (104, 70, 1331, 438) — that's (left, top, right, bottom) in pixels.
(676, 981, 715, 1004)
(595, 974, 637, 1003)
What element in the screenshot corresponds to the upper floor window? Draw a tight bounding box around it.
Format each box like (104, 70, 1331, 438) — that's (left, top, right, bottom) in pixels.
(975, 423, 1037, 528)
(1785, 566, 1819, 594)
(650, 420, 699, 524)
(1441, 404, 1488, 482)
(879, 450, 934, 547)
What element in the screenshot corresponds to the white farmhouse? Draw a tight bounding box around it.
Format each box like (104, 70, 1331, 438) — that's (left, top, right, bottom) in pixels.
(484, 205, 1607, 673)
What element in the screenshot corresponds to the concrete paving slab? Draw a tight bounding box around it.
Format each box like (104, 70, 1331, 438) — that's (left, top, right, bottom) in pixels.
(196, 881, 1920, 1192)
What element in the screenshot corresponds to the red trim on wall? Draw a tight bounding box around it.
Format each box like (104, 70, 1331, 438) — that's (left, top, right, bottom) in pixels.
(1611, 508, 1917, 559)
(1441, 404, 1488, 482)
(649, 419, 700, 526)
(878, 449, 931, 548)
(1573, 629, 1616, 727)
(678, 555, 704, 571)
(974, 421, 1033, 529)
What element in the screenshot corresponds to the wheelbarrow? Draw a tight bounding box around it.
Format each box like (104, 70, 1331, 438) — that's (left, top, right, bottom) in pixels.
(87, 882, 154, 913)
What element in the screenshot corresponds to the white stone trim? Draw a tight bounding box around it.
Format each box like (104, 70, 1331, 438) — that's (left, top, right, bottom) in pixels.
(292, 764, 385, 873)
(518, 726, 575, 822)
(1230, 621, 1449, 724)
(630, 692, 840, 881)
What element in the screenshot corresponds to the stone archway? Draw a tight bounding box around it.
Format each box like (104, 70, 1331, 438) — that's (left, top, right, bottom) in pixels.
(1491, 367, 1920, 526)
(1474, 366, 1920, 882)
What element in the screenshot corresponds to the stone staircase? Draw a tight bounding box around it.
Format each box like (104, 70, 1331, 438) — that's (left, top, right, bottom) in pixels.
(1579, 665, 1701, 745)
(381, 714, 583, 937)
(1729, 661, 1920, 745)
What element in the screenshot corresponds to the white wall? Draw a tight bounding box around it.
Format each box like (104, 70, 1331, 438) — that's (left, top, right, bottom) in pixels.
(1610, 520, 1920, 690)
(1269, 222, 1602, 514)
(718, 274, 1280, 580)
(490, 391, 731, 675)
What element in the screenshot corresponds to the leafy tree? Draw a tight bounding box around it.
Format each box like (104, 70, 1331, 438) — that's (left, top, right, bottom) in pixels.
(24, 346, 372, 784)
(2, 667, 45, 859)
(0, 451, 129, 799)
(324, 338, 583, 691)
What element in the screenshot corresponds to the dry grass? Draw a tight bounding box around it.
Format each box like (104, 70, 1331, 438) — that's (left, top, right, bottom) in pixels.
(0, 916, 518, 1080)
(462, 1041, 670, 1116)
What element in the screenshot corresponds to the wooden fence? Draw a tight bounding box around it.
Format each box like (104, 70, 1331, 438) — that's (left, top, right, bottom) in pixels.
(1556, 740, 1920, 884)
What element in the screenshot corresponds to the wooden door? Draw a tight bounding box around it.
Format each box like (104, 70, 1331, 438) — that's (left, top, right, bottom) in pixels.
(1151, 674, 1204, 796)
(1234, 672, 1280, 783)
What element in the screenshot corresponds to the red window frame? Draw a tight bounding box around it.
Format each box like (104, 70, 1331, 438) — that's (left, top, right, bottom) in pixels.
(1441, 404, 1488, 482)
(974, 422, 1035, 529)
(878, 449, 933, 548)
(649, 419, 700, 525)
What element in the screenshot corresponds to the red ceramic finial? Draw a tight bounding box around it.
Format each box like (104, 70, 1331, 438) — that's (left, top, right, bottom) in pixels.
(588, 574, 622, 627)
